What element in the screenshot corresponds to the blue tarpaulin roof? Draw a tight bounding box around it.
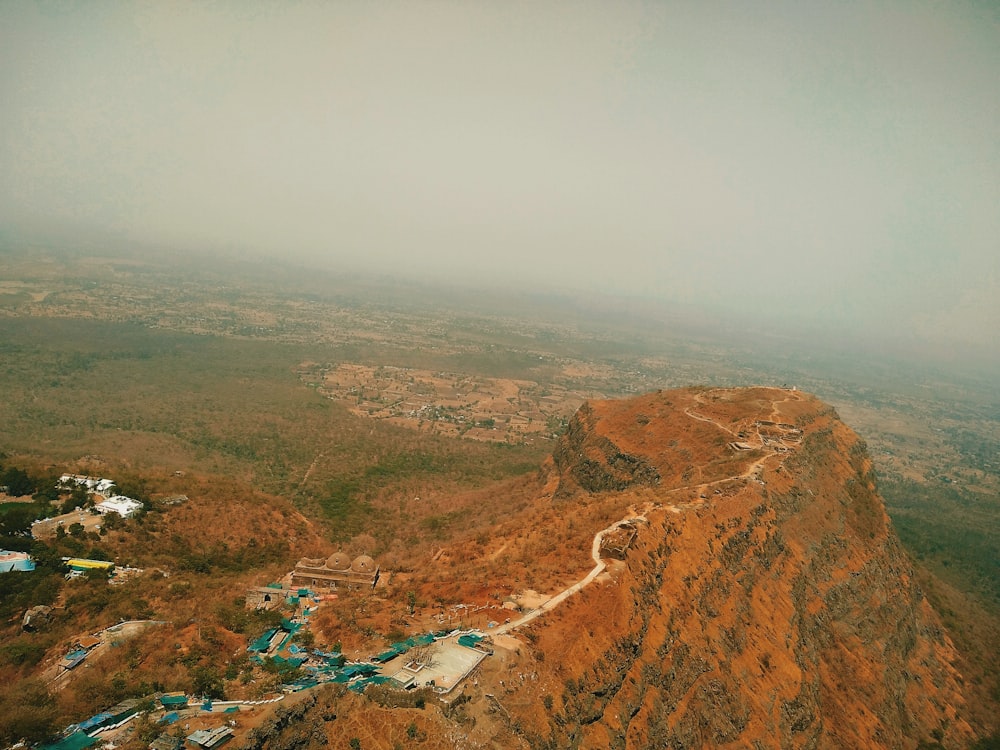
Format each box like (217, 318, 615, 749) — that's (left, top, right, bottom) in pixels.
(341, 663, 378, 677)
(76, 712, 113, 732)
(376, 632, 437, 663)
(347, 675, 393, 693)
(312, 649, 345, 662)
(159, 712, 180, 725)
(41, 731, 97, 750)
(0, 557, 35, 572)
(270, 655, 305, 667)
(248, 628, 277, 653)
(63, 653, 87, 670)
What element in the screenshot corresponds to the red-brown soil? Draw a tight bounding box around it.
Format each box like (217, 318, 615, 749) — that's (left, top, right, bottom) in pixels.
(248, 387, 977, 749)
(29, 387, 978, 750)
(387, 386, 975, 749)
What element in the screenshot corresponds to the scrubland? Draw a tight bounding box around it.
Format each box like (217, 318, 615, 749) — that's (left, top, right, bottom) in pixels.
(0, 249, 997, 746)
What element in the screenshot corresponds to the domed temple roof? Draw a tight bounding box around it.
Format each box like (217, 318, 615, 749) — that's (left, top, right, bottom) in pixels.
(352, 554, 376, 573)
(326, 552, 352, 571)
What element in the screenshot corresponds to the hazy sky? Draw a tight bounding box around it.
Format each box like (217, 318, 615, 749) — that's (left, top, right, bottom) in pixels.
(1, 1, 997, 355)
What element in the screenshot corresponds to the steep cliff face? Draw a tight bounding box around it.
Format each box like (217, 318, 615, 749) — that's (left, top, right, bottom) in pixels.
(552, 402, 662, 497)
(517, 387, 973, 749)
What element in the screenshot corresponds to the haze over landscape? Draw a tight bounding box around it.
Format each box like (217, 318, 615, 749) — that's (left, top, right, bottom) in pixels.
(2, 1, 998, 364)
(1, 4, 1000, 749)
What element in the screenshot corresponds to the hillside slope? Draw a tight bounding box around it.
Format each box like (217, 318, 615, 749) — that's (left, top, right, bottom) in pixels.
(500, 387, 974, 749)
(179, 386, 976, 750)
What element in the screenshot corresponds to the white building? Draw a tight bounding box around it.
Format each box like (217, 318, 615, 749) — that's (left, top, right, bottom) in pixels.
(58, 474, 116, 495)
(95, 495, 143, 518)
(95, 478, 116, 495)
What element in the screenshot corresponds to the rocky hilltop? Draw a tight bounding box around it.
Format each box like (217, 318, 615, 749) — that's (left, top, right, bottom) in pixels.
(239, 387, 976, 750)
(511, 387, 973, 748)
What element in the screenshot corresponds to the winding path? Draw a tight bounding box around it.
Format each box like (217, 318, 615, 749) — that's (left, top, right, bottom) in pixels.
(492, 515, 644, 636)
(493, 388, 801, 637)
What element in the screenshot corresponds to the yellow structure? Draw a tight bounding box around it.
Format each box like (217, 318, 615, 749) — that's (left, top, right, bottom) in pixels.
(65, 558, 115, 571)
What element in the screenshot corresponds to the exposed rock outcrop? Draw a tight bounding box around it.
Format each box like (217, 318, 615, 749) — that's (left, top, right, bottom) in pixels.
(239, 693, 327, 750)
(552, 402, 661, 497)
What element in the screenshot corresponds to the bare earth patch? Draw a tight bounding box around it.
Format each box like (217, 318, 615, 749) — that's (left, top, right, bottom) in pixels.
(303, 363, 606, 444)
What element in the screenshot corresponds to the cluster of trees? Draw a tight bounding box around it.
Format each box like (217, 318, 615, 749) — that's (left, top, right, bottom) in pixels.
(0, 495, 55, 556)
(0, 679, 58, 745)
(0, 461, 64, 550)
(882, 478, 1000, 608)
(0, 463, 40, 497)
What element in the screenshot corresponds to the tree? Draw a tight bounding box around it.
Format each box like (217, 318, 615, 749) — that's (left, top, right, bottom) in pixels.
(132, 713, 163, 744)
(62, 485, 90, 513)
(0, 467, 36, 497)
(190, 666, 225, 699)
(0, 679, 58, 745)
(101, 511, 124, 531)
(0, 504, 42, 537)
(33, 484, 59, 503)
(408, 645, 435, 669)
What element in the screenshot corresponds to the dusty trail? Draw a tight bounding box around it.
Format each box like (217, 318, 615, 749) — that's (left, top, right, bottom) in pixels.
(683, 406, 737, 435)
(493, 514, 644, 636)
(299, 451, 325, 489)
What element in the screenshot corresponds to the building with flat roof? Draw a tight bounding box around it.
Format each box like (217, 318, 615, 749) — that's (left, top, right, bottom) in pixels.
(159, 693, 189, 709)
(187, 727, 233, 749)
(59, 475, 116, 495)
(245, 585, 285, 610)
(95, 495, 143, 518)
